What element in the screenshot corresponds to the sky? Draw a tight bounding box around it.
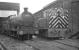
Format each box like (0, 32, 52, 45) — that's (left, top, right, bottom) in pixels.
(0, 0, 56, 14)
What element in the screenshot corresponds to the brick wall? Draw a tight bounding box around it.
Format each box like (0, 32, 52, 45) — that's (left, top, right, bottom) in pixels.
(70, 1, 79, 36)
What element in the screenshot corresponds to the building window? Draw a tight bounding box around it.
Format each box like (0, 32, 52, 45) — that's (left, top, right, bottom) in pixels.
(0, 10, 17, 17)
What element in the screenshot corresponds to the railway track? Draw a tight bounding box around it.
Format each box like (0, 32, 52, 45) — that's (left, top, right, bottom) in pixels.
(0, 34, 79, 50)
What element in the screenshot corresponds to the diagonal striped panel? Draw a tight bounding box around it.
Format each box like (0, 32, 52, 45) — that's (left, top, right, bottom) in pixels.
(54, 22, 63, 28)
(49, 16, 58, 28)
(54, 20, 66, 28)
(43, 8, 69, 29)
(50, 18, 67, 28)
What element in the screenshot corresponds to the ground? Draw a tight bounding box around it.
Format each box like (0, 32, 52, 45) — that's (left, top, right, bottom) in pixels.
(0, 34, 79, 50)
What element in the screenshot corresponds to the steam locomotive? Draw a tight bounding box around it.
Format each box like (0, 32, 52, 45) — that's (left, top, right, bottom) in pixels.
(0, 8, 38, 40)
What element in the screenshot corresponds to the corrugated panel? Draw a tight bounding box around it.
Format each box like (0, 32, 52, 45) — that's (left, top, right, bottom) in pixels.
(0, 2, 20, 11)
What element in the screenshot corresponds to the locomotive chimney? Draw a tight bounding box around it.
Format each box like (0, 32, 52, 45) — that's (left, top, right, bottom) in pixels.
(24, 8, 28, 12)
